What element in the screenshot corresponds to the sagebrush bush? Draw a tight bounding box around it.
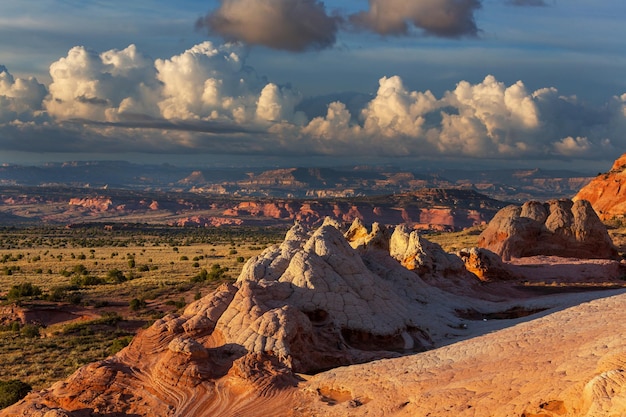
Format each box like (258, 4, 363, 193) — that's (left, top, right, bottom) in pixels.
(0, 379, 31, 409)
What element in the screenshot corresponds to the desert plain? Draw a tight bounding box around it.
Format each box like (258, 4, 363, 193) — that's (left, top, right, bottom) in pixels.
(2, 158, 626, 416)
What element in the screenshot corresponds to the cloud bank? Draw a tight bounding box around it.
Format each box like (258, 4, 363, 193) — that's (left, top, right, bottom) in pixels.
(0, 41, 624, 164)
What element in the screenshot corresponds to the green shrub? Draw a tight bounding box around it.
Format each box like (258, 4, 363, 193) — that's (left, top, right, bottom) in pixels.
(7, 282, 42, 301)
(72, 264, 88, 275)
(0, 379, 31, 409)
(174, 298, 186, 309)
(68, 293, 82, 305)
(106, 268, 126, 283)
(71, 275, 104, 287)
(129, 298, 146, 311)
(20, 324, 40, 338)
(109, 336, 133, 355)
(191, 269, 208, 283)
(190, 263, 229, 283)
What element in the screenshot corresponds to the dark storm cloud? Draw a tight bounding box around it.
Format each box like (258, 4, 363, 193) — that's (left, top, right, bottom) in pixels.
(350, 0, 482, 38)
(198, 0, 484, 51)
(196, 0, 342, 52)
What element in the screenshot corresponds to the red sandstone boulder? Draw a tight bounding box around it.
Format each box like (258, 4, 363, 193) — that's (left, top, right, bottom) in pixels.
(478, 199, 618, 260)
(457, 247, 517, 282)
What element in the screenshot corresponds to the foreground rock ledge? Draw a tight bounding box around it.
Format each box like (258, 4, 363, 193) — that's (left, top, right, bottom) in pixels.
(4, 220, 626, 417)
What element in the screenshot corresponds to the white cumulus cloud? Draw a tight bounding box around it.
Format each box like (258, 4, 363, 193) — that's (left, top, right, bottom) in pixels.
(155, 42, 260, 122)
(44, 44, 160, 122)
(361, 75, 439, 138)
(0, 65, 47, 123)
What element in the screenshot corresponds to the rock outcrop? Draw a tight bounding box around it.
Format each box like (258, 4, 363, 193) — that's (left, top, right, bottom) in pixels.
(574, 153, 626, 220)
(388, 224, 466, 277)
(457, 247, 516, 282)
(6, 219, 626, 417)
(478, 199, 619, 260)
(7, 220, 487, 416)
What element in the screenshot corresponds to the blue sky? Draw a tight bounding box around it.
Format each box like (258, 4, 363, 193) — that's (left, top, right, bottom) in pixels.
(1, 0, 625, 171)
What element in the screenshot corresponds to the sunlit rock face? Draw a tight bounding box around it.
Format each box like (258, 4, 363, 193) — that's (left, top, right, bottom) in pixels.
(478, 199, 618, 261)
(574, 153, 626, 221)
(457, 246, 516, 282)
(388, 224, 466, 277)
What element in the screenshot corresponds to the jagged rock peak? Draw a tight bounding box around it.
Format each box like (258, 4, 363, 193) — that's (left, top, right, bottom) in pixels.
(229, 219, 457, 373)
(478, 199, 618, 261)
(610, 153, 626, 172)
(574, 152, 626, 221)
(344, 218, 390, 251)
(389, 224, 466, 277)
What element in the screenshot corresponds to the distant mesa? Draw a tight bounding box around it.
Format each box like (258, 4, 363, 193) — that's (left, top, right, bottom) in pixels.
(478, 199, 619, 261)
(574, 152, 626, 221)
(0, 161, 593, 201)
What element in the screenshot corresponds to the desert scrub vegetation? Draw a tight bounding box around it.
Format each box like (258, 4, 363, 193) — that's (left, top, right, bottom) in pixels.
(0, 379, 32, 409)
(0, 316, 134, 391)
(424, 225, 485, 253)
(0, 224, 284, 298)
(0, 224, 284, 391)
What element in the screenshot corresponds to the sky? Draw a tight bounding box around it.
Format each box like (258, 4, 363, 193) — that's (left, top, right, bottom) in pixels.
(0, 0, 625, 172)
